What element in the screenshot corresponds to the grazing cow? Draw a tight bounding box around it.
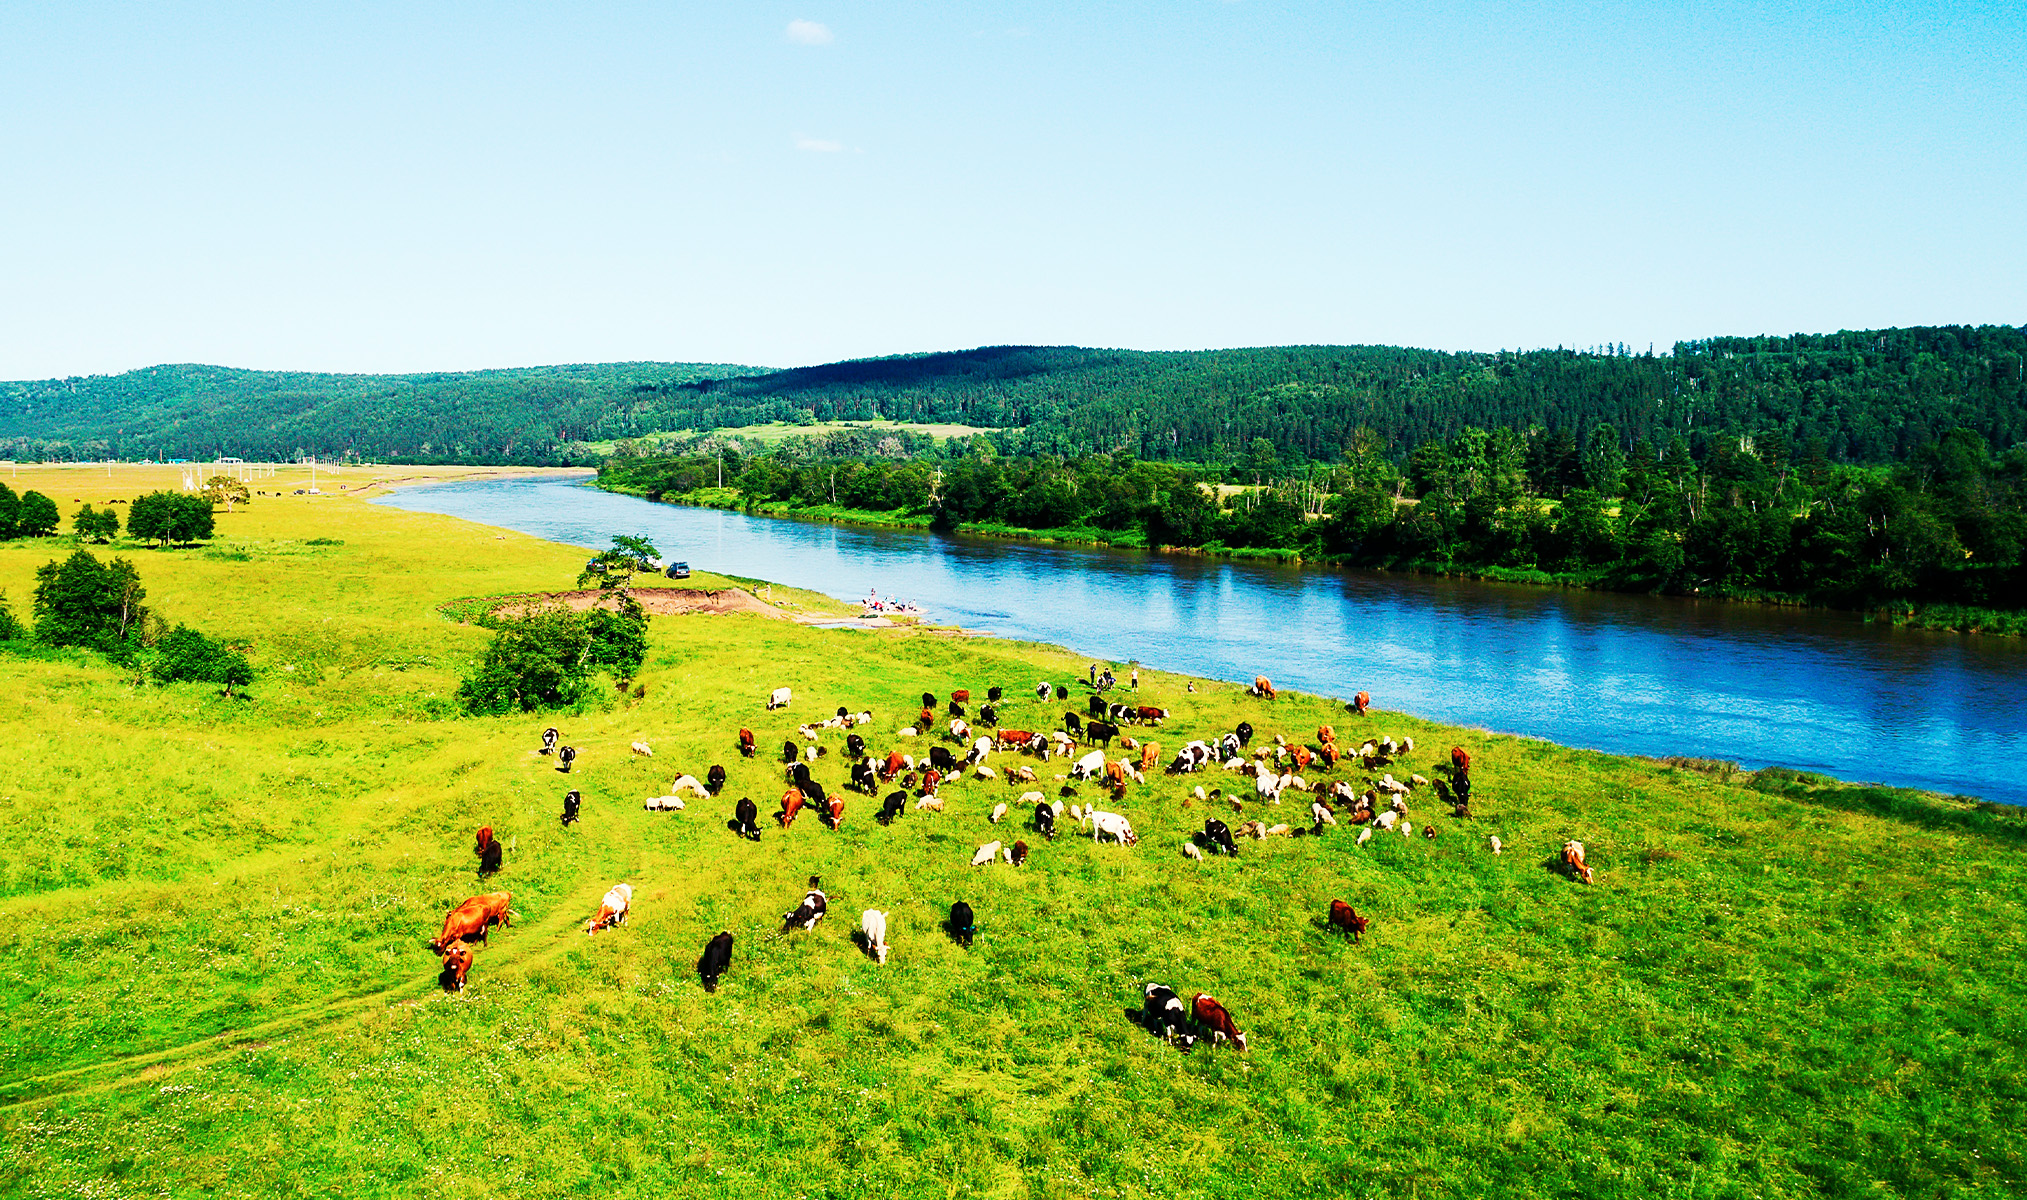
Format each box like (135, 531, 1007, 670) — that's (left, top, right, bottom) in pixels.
(1292, 745, 1313, 772)
(557, 745, 577, 773)
(823, 794, 847, 829)
(949, 700, 967, 718)
(560, 789, 581, 826)
(971, 840, 1003, 866)
(979, 704, 998, 728)
(631, 741, 653, 758)
(1134, 705, 1168, 725)
(584, 883, 633, 935)
(540, 727, 559, 755)
(883, 749, 907, 780)
(861, 910, 890, 964)
(1091, 811, 1138, 846)
(1034, 801, 1056, 839)
(879, 791, 908, 824)
(1328, 900, 1370, 943)
(781, 739, 800, 764)
(1138, 741, 1161, 773)
(952, 689, 971, 705)
(1103, 759, 1129, 792)
(1086, 694, 1105, 718)
(850, 760, 879, 794)
(1317, 724, 1337, 746)
(706, 764, 728, 794)
(1191, 993, 1248, 1051)
(987, 686, 1003, 703)
(474, 826, 503, 874)
(768, 686, 792, 710)
(948, 900, 976, 947)
(1352, 690, 1371, 716)
(1107, 702, 1131, 723)
(949, 718, 972, 743)
(1142, 983, 1194, 1044)
(1035, 681, 1051, 701)
(731, 796, 760, 840)
(1071, 749, 1106, 780)
(738, 728, 756, 758)
(921, 691, 937, 710)
(1056, 684, 1069, 701)
(1563, 840, 1594, 884)
(697, 931, 735, 992)
(439, 942, 473, 992)
(1251, 676, 1277, 700)
(996, 729, 1034, 752)
(916, 707, 937, 730)
(1011, 840, 1028, 866)
(1202, 818, 1239, 856)
(797, 775, 827, 809)
(969, 735, 994, 766)
(928, 745, 958, 772)
(782, 885, 828, 933)
(777, 789, 806, 828)
(1063, 712, 1084, 738)
(846, 733, 866, 758)
(429, 892, 512, 953)
(1085, 720, 1120, 747)
(1235, 722, 1254, 747)
(1451, 745, 1471, 776)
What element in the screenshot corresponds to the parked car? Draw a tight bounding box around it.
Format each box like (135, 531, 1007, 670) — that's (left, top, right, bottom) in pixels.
(668, 561, 691, 579)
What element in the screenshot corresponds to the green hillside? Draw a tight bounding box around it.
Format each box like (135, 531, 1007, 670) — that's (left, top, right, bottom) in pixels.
(6, 323, 2023, 466)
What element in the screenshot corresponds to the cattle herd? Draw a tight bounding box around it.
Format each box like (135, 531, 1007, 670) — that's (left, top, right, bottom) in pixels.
(428, 671, 1595, 1053)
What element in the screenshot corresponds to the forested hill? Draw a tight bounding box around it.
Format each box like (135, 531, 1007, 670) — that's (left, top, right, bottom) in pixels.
(649, 326, 2027, 463)
(4, 323, 2023, 464)
(0, 361, 764, 464)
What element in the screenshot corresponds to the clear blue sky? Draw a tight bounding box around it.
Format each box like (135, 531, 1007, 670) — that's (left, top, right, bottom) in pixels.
(2, 1, 2021, 378)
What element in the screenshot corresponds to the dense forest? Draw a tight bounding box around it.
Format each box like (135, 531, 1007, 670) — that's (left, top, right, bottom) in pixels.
(5, 324, 2023, 465)
(0, 362, 761, 464)
(600, 418, 2027, 628)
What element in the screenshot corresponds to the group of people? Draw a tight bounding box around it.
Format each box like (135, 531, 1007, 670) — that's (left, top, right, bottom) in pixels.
(1087, 662, 1139, 692)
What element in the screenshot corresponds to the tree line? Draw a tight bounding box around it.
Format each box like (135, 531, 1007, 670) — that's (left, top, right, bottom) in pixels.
(5, 324, 2022, 466)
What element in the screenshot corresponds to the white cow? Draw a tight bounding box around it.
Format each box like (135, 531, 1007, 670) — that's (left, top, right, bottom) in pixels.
(972, 840, 1003, 866)
(630, 741, 653, 757)
(1091, 811, 1138, 846)
(861, 909, 889, 964)
(669, 774, 711, 799)
(767, 686, 792, 710)
(989, 803, 1008, 824)
(642, 794, 686, 811)
(1071, 750, 1106, 780)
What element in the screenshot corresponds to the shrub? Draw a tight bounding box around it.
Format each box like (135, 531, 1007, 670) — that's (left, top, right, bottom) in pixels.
(32, 551, 148, 653)
(153, 624, 255, 696)
(457, 603, 651, 714)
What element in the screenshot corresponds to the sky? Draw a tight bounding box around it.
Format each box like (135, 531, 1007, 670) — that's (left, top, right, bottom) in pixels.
(1, 1, 2022, 379)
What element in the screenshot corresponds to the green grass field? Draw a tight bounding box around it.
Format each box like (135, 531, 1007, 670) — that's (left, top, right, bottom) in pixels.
(1, 468, 2023, 1198)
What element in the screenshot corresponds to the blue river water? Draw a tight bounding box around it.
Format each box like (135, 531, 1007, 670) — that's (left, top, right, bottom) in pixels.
(377, 476, 2027, 804)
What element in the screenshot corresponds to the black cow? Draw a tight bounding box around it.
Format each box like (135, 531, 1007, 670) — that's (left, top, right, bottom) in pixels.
(782, 889, 827, 933)
(921, 691, 937, 710)
(539, 727, 559, 755)
(836, 706, 850, 720)
(697, 931, 735, 992)
(1034, 801, 1056, 839)
(797, 776, 826, 808)
(782, 739, 800, 763)
(1088, 694, 1107, 718)
(878, 791, 907, 825)
(1064, 712, 1083, 737)
(1055, 684, 1069, 701)
(556, 745, 576, 773)
(706, 764, 728, 795)
(1142, 983, 1194, 1045)
(845, 733, 866, 758)
(1235, 721, 1254, 747)
(948, 700, 966, 718)
(948, 900, 976, 948)
(477, 837, 504, 874)
(928, 745, 957, 772)
(1203, 818, 1240, 857)
(850, 761, 878, 794)
(979, 704, 998, 728)
(987, 686, 1003, 703)
(560, 789, 581, 826)
(791, 761, 814, 788)
(732, 796, 760, 840)
(1085, 720, 1120, 747)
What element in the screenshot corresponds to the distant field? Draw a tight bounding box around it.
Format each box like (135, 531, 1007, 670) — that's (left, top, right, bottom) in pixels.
(0, 469, 2022, 1198)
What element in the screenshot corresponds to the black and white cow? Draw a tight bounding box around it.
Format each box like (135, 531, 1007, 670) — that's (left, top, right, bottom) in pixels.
(540, 727, 560, 755)
(850, 760, 879, 794)
(782, 887, 827, 933)
(1142, 983, 1194, 1045)
(845, 732, 866, 758)
(1203, 818, 1240, 857)
(979, 704, 998, 728)
(560, 789, 581, 826)
(1034, 801, 1056, 839)
(1063, 712, 1083, 738)
(732, 796, 760, 840)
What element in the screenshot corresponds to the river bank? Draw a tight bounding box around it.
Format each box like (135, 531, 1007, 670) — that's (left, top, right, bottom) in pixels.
(595, 478, 2027, 638)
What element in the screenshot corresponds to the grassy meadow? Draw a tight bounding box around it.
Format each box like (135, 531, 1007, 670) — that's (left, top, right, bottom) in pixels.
(1, 465, 2023, 1198)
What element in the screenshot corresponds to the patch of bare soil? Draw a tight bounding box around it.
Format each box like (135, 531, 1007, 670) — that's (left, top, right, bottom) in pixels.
(488, 587, 797, 620)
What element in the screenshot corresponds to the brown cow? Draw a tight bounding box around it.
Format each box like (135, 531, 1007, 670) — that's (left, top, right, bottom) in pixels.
(1190, 993, 1248, 1051)
(1319, 743, 1340, 768)
(429, 892, 512, 953)
(824, 795, 846, 830)
(777, 788, 806, 828)
(1133, 705, 1168, 724)
(1451, 745, 1471, 775)
(1292, 745, 1313, 772)
(996, 729, 1035, 751)
(916, 707, 936, 729)
(1352, 691, 1371, 716)
(1104, 760, 1128, 791)
(883, 749, 907, 779)
(951, 689, 971, 704)
(1328, 900, 1370, 943)
(738, 728, 756, 758)
(1316, 724, 1336, 746)
(1138, 741, 1160, 772)
(1562, 840, 1594, 884)
(439, 943, 473, 991)
(1252, 676, 1277, 700)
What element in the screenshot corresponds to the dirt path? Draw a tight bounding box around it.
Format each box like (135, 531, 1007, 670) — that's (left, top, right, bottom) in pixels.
(487, 587, 893, 627)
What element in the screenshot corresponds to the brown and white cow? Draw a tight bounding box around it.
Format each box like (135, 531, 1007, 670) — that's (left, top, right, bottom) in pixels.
(1191, 993, 1249, 1050)
(1563, 840, 1594, 884)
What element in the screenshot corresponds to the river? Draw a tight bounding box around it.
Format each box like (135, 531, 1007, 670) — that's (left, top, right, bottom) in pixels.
(376, 476, 2027, 804)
